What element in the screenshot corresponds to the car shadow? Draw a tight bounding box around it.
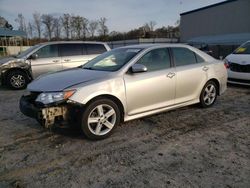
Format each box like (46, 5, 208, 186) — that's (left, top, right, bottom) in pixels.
(51, 125, 85, 140)
(227, 83, 250, 89)
(0, 86, 10, 91)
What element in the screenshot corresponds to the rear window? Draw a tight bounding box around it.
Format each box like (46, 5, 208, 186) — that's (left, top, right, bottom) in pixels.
(233, 42, 250, 54)
(172, 48, 197, 66)
(59, 44, 86, 56)
(195, 54, 205, 63)
(172, 48, 205, 66)
(86, 44, 107, 55)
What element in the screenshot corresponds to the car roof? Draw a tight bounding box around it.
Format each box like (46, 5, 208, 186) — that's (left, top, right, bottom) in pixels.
(119, 43, 192, 49)
(39, 41, 108, 45)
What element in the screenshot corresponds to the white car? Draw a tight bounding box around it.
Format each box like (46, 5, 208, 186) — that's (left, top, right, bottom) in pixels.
(224, 41, 250, 86)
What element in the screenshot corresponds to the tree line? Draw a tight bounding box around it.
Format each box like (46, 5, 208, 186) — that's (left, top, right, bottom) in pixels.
(0, 14, 180, 43)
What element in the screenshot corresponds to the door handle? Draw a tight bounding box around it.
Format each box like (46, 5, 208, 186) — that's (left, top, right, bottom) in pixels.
(202, 66, 209, 71)
(64, 59, 71, 62)
(166, 72, 175, 78)
(52, 60, 59, 63)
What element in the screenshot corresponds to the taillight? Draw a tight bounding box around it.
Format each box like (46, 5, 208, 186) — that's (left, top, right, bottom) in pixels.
(224, 59, 230, 69)
(224, 62, 229, 69)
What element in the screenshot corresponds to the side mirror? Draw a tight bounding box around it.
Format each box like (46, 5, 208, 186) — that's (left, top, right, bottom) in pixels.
(30, 53, 38, 60)
(131, 64, 147, 73)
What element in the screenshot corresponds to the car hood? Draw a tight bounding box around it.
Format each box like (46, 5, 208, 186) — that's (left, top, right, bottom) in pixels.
(226, 54, 250, 65)
(0, 56, 19, 65)
(28, 68, 111, 92)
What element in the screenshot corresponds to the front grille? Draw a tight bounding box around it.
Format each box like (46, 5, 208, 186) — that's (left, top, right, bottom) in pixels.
(229, 63, 250, 73)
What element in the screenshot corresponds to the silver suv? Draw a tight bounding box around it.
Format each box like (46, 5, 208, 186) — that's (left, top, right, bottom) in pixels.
(0, 41, 110, 89)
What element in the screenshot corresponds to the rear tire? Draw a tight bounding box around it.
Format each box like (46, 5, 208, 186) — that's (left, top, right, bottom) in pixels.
(6, 70, 28, 90)
(81, 98, 121, 140)
(200, 81, 218, 108)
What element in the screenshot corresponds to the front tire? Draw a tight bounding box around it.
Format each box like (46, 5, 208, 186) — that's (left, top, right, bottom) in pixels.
(200, 81, 218, 108)
(81, 98, 121, 140)
(6, 70, 28, 90)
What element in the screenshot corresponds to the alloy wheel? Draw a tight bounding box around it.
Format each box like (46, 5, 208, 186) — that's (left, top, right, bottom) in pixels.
(203, 84, 216, 105)
(87, 104, 117, 136)
(10, 74, 25, 88)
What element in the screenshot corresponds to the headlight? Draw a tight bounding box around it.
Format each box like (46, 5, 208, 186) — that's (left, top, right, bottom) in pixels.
(35, 90, 75, 105)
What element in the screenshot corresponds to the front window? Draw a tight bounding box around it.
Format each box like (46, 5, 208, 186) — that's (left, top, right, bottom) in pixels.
(16, 44, 42, 58)
(35, 44, 59, 58)
(233, 42, 250, 54)
(83, 48, 142, 71)
(136, 48, 171, 72)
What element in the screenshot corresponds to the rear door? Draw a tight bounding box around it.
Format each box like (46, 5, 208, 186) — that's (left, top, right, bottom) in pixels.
(171, 47, 208, 104)
(85, 43, 108, 61)
(30, 44, 62, 78)
(60, 43, 88, 69)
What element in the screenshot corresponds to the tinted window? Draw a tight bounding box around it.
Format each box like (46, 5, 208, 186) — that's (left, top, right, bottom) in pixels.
(172, 48, 197, 66)
(137, 48, 171, 72)
(36, 44, 58, 58)
(60, 44, 86, 56)
(195, 54, 205, 63)
(233, 42, 250, 54)
(86, 44, 107, 55)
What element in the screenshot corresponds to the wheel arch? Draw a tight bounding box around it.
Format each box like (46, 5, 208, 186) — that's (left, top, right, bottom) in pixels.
(2, 67, 32, 85)
(207, 78, 220, 95)
(84, 94, 125, 122)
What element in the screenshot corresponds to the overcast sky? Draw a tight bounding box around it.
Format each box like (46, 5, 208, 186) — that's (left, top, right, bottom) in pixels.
(0, 0, 225, 32)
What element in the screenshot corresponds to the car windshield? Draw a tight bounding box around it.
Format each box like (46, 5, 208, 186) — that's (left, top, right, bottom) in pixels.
(233, 42, 250, 55)
(82, 48, 142, 71)
(16, 44, 42, 58)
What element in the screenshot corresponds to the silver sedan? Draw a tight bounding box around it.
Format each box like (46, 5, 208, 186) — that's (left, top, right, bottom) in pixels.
(20, 44, 227, 140)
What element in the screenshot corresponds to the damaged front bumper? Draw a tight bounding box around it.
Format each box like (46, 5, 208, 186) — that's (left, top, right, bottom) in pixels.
(19, 95, 82, 128)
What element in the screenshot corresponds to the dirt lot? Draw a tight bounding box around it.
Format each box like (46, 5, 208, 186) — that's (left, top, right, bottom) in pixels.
(0, 85, 249, 188)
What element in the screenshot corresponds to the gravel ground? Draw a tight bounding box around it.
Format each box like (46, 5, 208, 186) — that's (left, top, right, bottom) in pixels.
(0, 85, 249, 188)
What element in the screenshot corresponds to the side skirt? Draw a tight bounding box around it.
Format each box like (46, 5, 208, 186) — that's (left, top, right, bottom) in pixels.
(124, 99, 199, 122)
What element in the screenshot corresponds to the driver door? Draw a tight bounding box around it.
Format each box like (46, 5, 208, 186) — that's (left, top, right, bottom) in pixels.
(124, 48, 176, 116)
(29, 44, 62, 78)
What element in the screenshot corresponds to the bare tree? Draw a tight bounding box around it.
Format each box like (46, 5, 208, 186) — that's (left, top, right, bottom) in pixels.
(148, 21, 157, 31)
(27, 22, 33, 39)
(82, 17, 89, 39)
(41, 14, 55, 40)
(15, 13, 26, 32)
(71, 15, 83, 39)
(98, 17, 108, 37)
(141, 23, 150, 37)
(53, 17, 62, 39)
(88, 20, 98, 38)
(33, 12, 42, 39)
(62, 14, 71, 39)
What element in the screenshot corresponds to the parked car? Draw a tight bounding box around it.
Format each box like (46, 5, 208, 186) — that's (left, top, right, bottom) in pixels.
(20, 44, 227, 140)
(224, 41, 250, 86)
(0, 41, 110, 89)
